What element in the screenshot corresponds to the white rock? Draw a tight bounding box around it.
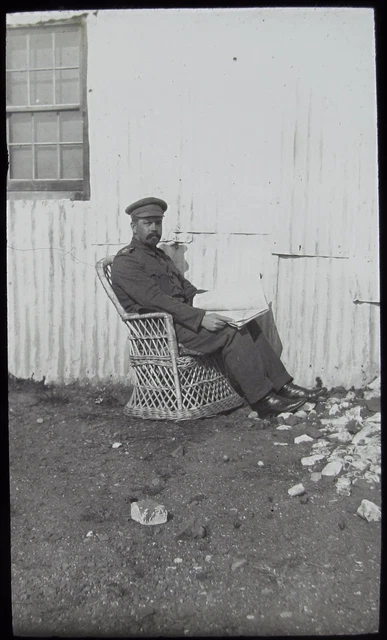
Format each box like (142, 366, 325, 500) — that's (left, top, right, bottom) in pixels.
(369, 464, 381, 476)
(349, 459, 370, 472)
(310, 471, 322, 482)
(330, 445, 351, 458)
(344, 406, 363, 422)
(36, 418, 44, 424)
(112, 442, 122, 449)
(356, 499, 381, 522)
(86, 530, 94, 537)
(308, 410, 317, 418)
(364, 471, 380, 484)
(248, 411, 258, 419)
(174, 557, 183, 564)
(367, 376, 380, 392)
(303, 402, 317, 412)
(329, 404, 340, 416)
(257, 461, 264, 467)
(353, 443, 381, 466)
(294, 434, 314, 444)
(131, 499, 168, 525)
(274, 442, 288, 446)
(345, 391, 356, 401)
(288, 483, 306, 497)
(320, 417, 348, 427)
(328, 431, 353, 444)
(277, 412, 292, 420)
(365, 413, 381, 424)
(301, 454, 327, 466)
(336, 477, 352, 496)
(325, 397, 339, 407)
(311, 439, 331, 448)
(339, 401, 351, 409)
(352, 424, 380, 446)
(295, 410, 308, 418)
(363, 389, 379, 401)
(321, 460, 343, 477)
(276, 425, 292, 431)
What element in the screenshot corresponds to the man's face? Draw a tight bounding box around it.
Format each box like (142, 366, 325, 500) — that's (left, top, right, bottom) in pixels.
(132, 216, 163, 248)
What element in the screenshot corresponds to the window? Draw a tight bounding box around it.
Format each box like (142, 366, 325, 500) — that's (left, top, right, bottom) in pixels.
(6, 21, 90, 199)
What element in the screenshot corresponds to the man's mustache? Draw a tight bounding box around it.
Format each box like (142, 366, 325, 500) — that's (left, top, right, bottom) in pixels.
(147, 233, 160, 239)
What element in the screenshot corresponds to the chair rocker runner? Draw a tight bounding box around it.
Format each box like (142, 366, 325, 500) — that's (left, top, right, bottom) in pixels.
(95, 256, 243, 420)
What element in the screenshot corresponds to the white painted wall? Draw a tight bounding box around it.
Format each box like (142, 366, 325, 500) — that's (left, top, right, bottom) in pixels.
(7, 8, 379, 387)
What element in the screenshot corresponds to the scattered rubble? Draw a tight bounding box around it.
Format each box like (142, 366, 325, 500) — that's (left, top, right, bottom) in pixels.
(356, 499, 381, 523)
(301, 454, 327, 466)
(130, 499, 168, 525)
(336, 477, 352, 497)
(288, 483, 306, 497)
(321, 460, 343, 477)
(294, 434, 314, 444)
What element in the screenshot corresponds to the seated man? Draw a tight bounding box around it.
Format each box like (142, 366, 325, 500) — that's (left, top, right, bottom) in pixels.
(111, 197, 326, 417)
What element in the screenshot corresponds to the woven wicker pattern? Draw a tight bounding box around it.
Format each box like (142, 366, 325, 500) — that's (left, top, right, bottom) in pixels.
(96, 256, 243, 420)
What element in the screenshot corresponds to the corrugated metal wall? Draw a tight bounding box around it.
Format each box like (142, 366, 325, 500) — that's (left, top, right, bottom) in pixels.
(7, 8, 379, 387)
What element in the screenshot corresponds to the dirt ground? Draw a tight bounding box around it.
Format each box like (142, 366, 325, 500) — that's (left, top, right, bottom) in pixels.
(8, 377, 381, 637)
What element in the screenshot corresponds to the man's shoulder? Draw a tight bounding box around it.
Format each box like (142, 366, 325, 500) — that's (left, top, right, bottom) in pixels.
(115, 244, 136, 258)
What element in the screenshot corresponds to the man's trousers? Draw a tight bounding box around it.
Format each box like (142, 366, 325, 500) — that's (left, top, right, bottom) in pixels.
(175, 319, 292, 405)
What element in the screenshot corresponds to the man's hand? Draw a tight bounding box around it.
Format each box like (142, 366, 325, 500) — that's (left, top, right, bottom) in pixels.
(201, 312, 233, 332)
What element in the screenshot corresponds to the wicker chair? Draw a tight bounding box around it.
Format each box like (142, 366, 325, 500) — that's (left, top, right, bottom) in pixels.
(95, 256, 243, 420)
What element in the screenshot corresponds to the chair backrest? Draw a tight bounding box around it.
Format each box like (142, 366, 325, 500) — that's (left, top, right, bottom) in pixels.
(95, 255, 177, 360)
(95, 256, 128, 319)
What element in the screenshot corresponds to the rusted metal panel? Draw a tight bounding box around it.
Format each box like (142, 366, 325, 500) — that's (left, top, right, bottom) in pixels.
(161, 233, 278, 307)
(275, 256, 380, 389)
(7, 8, 379, 388)
(7, 201, 130, 383)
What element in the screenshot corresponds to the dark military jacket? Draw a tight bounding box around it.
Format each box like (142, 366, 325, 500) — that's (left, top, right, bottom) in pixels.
(111, 238, 206, 332)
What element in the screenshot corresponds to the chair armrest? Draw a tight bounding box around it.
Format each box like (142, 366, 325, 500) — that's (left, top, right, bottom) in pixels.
(120, 311, 173, 322)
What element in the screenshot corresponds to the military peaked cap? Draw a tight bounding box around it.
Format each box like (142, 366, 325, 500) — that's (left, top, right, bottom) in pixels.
(125, 197, 168, 219)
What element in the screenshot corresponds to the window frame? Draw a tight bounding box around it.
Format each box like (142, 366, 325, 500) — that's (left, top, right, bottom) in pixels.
(6, 18, 90, 200)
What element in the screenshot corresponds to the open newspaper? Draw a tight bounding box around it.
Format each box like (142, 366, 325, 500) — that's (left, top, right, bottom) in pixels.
(194, 280, 269, 329)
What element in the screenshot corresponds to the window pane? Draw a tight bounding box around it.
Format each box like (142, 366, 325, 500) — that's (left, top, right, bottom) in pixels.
(34, 112, 58, 143)
(30, 70, 53, 105)
(55, 29, 80, 67)
(60, 144, 83, 178)
(6, 33, 27, 70)
(55, 69, 80, 104)
(6, 71, 28, 106)
(30, 32, 53, 69)
(35, 145, 58, 178)
(59, 111, 83, 142)
(8, 113, 32, 143)
(9, 146, 33, 179)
